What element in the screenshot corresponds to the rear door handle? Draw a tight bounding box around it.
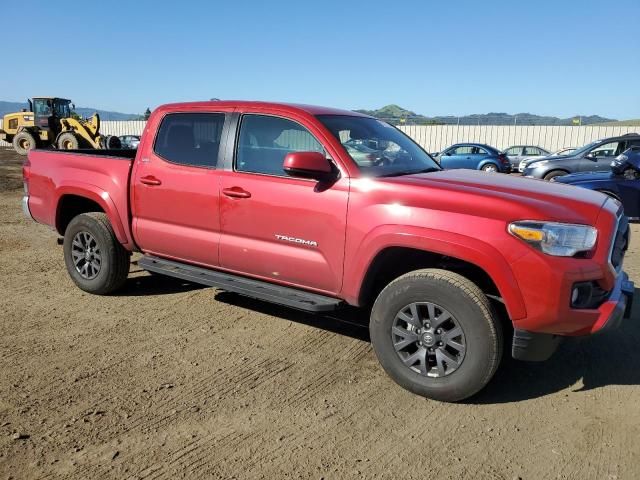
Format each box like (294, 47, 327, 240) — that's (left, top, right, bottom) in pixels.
(140, 175, 162, 186)
(222, 187, 251, 199)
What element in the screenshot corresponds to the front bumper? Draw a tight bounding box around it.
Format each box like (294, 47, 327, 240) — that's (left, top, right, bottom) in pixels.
(513, 271, 634, 361)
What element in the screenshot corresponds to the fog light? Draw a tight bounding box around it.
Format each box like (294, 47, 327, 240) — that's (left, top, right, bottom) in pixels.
(571, 287, 579, 304)
(571, 282, 594, 308)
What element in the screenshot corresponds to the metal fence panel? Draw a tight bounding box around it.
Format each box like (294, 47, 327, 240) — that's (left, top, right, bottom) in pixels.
(1, 119, 637, 152)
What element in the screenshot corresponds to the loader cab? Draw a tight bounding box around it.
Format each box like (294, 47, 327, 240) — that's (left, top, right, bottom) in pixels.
(31, 97, 72, 135)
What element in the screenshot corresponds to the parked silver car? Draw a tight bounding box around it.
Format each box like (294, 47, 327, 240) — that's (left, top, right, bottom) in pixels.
(518, 147, 576, 172)
(503, 145, 550, 170)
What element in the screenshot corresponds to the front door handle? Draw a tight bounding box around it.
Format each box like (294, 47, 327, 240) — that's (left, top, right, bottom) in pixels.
(140, 175, 162, 186)
(222, 187, 252, 199)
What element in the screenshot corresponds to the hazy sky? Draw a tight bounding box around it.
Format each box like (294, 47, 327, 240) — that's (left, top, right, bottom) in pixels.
(3, 0, 638, 119)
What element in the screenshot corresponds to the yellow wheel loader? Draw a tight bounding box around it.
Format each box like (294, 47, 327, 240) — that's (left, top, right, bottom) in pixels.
(0, 97, 120, 155)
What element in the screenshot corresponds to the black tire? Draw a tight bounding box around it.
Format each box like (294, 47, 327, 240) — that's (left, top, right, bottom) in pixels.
(481, 163, 499, 173)
(63, 213, 130, 294)
(103, 135, 122, 149)
(13, 131, 37, 155)
(370, 269, 503, 402)
(58, 132, 79, 150)
(622, 167, 637, 180)
(543, 170, 568, 181)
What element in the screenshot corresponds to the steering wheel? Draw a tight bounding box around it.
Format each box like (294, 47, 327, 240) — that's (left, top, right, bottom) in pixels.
(372, 155, 392, 166)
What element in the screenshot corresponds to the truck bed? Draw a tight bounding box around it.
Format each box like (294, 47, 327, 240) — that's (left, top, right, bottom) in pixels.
(25, 148, 136, 249)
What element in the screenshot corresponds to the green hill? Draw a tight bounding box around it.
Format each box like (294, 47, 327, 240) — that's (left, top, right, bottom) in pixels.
(354, 104, 616, 126)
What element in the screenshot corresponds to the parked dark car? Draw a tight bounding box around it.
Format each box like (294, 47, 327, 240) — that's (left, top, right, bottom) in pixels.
(554, 147, 640, 219)
(522, 133, 640, 180)
(503, 145, 550, 169)
(119, 135, 141, 149)
(435, 143, 511, 172)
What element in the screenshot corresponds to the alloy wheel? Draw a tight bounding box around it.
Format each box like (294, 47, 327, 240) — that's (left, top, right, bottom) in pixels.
(71, 231, 102, 280)
(391, 302, 466, 377)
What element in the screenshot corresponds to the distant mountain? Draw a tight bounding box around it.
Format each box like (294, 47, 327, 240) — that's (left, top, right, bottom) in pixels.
(0, 101, 142, 121)
(595, 119, 640, 126)
(354, 104, 616, 126)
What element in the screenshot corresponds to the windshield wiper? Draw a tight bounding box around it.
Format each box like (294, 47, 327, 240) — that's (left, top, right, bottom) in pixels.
(378, 167, 441, 178)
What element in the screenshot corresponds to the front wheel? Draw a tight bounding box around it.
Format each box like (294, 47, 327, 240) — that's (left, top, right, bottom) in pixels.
(543, 170, 567, 181)
(63, 213, 130, 294)
(58, 132, 79, 150)
(370, 269, 503, 402)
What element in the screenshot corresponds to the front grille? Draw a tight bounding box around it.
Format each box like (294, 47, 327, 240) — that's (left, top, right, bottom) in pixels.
(609, 214, 629, 273)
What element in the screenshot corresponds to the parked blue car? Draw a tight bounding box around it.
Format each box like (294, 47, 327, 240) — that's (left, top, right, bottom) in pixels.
(434, 143, 511, 173)
(555, 147, 640, 220)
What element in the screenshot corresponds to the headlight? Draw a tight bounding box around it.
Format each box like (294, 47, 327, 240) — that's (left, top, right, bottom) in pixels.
(508, 221, 597, 256)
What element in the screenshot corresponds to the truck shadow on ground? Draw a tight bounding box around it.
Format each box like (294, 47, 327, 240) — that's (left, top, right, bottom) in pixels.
(114, 270, 206, 296)
(213, 288, 640, 404)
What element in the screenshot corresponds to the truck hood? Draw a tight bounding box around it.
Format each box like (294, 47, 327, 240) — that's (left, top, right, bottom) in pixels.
(375, 169, 608, 225)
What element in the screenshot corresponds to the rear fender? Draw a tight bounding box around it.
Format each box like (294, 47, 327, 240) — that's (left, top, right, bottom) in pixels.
(54, 183, 132, 249)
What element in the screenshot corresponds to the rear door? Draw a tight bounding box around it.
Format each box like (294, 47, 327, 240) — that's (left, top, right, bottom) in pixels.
(217, 112, 349, 294)
(131, 111, 229, 267)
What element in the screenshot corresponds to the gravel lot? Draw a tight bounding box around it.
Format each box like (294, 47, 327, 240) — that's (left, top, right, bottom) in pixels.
(1, 148, 639, 479)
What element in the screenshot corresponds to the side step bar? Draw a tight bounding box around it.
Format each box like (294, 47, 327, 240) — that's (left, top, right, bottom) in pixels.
(138, 255, 343, 312)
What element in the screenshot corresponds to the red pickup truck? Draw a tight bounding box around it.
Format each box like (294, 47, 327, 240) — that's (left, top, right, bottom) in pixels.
(22, 101, 633, 401)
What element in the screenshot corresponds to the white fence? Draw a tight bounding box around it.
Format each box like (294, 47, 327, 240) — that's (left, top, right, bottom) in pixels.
(1, 119, 637, 153)
(397, 124, 638, 153)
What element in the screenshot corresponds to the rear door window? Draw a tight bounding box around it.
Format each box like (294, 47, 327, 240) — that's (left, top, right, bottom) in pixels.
(154, 113, 225, 168)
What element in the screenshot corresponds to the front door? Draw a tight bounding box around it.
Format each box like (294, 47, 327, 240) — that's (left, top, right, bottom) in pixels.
(581, 141, 625, 172)
(132, 111, 227, 267)
(218, 113, 349, 294)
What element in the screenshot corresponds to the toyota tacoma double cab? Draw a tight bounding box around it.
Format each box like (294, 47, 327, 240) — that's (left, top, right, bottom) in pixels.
(22, 101, 634, 402)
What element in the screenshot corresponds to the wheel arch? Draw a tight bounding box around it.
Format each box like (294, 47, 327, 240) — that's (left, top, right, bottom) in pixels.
(345, 228, 527, 321)
(54, 185, 132, 249)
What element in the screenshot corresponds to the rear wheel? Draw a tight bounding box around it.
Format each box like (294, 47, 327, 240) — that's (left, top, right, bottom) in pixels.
(58, 132, 79, 150)
(63, 213, 130, 294)
(481, 163, 498, 173)
(543, 170, 568, 181)
(370, 269, 502, 402)
(13, 131, 36, 155)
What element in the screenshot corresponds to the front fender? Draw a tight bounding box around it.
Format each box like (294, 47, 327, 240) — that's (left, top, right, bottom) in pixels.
(342, 224, 527, 320)
(54, 182, 133, 249)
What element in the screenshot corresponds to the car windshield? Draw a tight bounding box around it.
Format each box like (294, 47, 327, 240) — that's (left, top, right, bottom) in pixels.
(317, 115, 440, 177)
(571, 141, 599, 157)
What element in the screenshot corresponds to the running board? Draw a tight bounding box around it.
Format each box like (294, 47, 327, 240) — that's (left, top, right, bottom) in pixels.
(138, 255, 343, 312)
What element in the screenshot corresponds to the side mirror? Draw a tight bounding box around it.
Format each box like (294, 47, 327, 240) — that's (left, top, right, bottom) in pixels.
(585, 152, 597, 161)
(444, 151, 452, 156)
(283, 151, 335, 181)
(431, 152, 440, 157)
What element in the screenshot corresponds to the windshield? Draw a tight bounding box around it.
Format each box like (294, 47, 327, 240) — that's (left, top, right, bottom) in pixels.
(317, 115, 440, 177)
(570, 141, 599, 157)
(53, 99, 71, 118)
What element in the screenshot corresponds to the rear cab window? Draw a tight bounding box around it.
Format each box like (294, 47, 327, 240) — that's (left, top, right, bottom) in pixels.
(154, 113, 225, 168)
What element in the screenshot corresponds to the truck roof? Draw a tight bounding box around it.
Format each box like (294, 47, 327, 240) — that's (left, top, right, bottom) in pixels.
(156, 100, 370, 118)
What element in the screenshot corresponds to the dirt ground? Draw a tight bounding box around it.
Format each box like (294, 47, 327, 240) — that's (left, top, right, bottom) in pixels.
(0, 148, 639, 480)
